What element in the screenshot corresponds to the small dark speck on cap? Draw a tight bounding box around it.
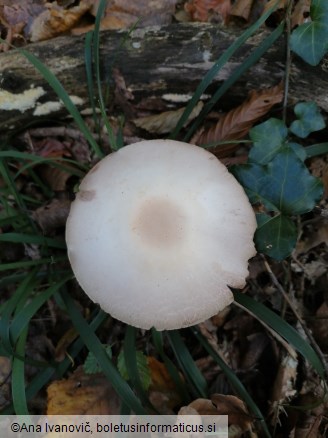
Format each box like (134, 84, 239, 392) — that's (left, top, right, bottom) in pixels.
(78, 190, 96, 201)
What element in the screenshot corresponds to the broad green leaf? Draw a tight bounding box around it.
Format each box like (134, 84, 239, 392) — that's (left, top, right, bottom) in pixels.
(289, 102, 326, 138)
(117, 350, 151, 391)
(249, 118, 288, 164)
(259, 147, 323, 215)
(255, 213, 298, 260)
(288, 142, 307, 161)
(290, 0, 328, 66)
(83, 345, 112, 374)
(231, 163, 279, 211)
(234, 148, 323, 215)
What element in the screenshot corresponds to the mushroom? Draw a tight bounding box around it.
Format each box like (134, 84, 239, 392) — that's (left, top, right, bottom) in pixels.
(65, 140, 257, 330)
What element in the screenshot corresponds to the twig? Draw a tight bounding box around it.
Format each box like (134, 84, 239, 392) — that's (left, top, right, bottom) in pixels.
(260, 254, 328, 379)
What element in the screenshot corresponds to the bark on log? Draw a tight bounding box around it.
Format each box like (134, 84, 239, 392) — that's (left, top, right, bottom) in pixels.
(0, 23, 327, 135)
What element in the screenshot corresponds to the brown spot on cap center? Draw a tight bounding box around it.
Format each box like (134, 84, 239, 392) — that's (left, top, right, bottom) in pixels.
(132, 197, 186, 248)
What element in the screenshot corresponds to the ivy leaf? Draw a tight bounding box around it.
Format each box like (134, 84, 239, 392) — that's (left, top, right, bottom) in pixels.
(231, 163, 278, 211)
(233, 147, 323, 215)
(255, 213, 298, 260)
(249, 118, 288, 164)
(83, 345, 112, 374)
(259, 147, 323, 215)
(288, 142, 307, 161)
(289, 102, 326, 138)
(290, 0, 328, 66)
(117, 350, 151, 391)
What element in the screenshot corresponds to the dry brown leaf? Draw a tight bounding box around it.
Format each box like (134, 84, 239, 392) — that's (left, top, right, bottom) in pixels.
(133, 101, 203, 134)
(310, 302, 328, 352)
(186, 394, 253, 435)
(88, 0, 177, 30)
(38, 165, 73, 191)
(187, 398, 218, 414)
(211, 394, 252, 433)
(191, 83, 283, 155)
(295, 219, 328, 254)
(185, 0, 231, 22)
(262, 0, 287, 15)
(29, 0, 93, 42)
(112, 68, 135, 118)
(310, 156, 328, 198)
(47, 366, 120, 414)
(147, 356, 182, 412)
(32, 198, 71, 235)
(270, 354, 298, 423)
(240, 332, 270, 369)
(0, 0, 43, 50)
(54, 326, 79, 362)
(293, 415, 323, 438)
(291, 0, 311, 28)
(230, 0, 253, 21)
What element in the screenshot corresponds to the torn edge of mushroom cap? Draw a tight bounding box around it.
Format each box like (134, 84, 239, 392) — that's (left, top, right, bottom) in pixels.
(65, 139, 257, 330)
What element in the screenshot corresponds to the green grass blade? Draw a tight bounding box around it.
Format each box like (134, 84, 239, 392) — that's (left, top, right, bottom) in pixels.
(305, 142, 328, 157)
(11, 327, 29, 415)
(0, 159, 27, 212)
(0, 256, 67, 272)
(60, 291, 146, 414)
(233, 291, 325, 379)
(151, 329, 191, 403)
(93, 0, 117, 150)
(0, 233, 66, 249)
(186, 22, 284, 142)
(0, 150, 87, 172)
(124, 326, 155, 410)
(0, 214, 26, 228)
(166, 330, 208, 398)
(0, 270, 39, 356)
(19, 50, 103, 158)
(191, 327, 272, 438)
(169, 1, 280, 139)
(10, 275, 72, 344)
(1, 309, 107, 415)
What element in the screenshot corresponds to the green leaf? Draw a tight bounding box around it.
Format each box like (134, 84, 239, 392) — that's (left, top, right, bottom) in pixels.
(288, 142, 307, 161)
(167, 330, 208, 399)
(290, 0, 328, 66)
(19, 50, 103, 158)
(305, 142, 328, 158)
(255, 213, 298, 260)
(259, 147, 323, 215)
(289, 102, 326, 138)
(117, 350, 151, 391)
(12, 328, 29, 415)
(234, 147, 323, 215)
(61, 292, 146, 414)
(231, 163, 279, 211)
(83, 345, 112, 374)
(248, 118, 288, 164)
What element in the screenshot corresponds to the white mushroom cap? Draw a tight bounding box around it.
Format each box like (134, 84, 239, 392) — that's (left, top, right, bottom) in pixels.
(66, 140, 257, 330)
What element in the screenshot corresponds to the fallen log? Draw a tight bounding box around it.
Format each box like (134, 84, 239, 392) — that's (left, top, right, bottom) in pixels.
(0, 22, 327, 135)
